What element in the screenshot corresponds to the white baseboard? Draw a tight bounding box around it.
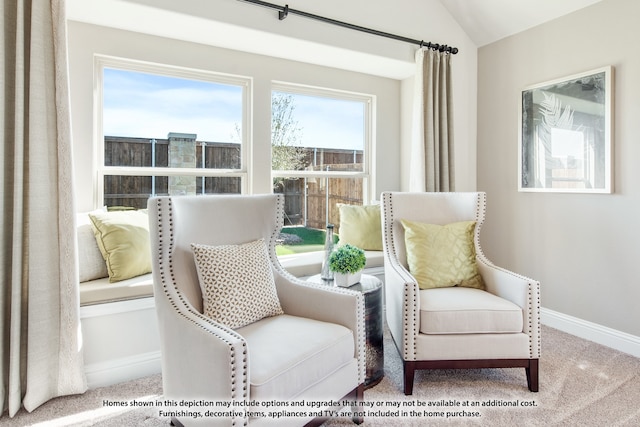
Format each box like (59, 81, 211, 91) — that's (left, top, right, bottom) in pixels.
(84, 350, 162, 389)
(541, 307, 640, 358)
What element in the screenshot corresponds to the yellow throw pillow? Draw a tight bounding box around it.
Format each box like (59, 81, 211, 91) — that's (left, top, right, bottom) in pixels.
(192, 239, 283, 329)
(338, 204, 383, 251)
(400, 219, 484, 290)
(88, 210, 152, 283)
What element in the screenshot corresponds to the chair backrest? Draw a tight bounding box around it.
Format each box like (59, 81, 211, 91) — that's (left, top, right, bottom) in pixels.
(381, 192, 486, 268)
(148, 194, 285, 312)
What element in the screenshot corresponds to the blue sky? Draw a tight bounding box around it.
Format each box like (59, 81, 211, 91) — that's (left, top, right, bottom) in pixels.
(103, 68, 364, 150)
(103, 68, 242, 143)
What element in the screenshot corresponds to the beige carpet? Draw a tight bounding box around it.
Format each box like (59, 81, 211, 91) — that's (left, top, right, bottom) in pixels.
(2, 325, 639, 426)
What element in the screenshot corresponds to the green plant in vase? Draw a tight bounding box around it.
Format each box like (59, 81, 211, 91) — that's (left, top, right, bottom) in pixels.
(329, 244, 366, 287)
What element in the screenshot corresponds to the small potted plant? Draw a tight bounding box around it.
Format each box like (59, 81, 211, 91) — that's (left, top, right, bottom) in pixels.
(329, 244, 366, 287)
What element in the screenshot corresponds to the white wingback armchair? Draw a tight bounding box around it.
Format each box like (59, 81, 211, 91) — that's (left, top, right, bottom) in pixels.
(148, 194, 365, 426)
(381, 192, 540, 395)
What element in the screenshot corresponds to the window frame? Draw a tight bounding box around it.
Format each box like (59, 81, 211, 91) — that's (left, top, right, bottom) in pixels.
(93, 55, 252, 208)
(270, 81, 375, 205)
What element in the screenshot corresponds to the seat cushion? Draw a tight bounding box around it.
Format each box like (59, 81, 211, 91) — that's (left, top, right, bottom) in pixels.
(419, 287, 523, 334)
(80, 273, 153, 305)
(236, 314, 355, 400)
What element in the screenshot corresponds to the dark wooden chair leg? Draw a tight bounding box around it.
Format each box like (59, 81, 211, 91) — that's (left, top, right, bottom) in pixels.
(404, 361, 415, 395)
(526, 359, 539, 392)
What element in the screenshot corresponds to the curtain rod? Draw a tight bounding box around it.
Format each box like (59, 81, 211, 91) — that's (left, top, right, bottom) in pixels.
(237, 0, 459, 55)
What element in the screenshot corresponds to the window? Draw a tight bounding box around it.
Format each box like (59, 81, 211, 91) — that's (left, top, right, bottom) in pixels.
(271, 84, 373, 251)
(96, 56, 250, 208)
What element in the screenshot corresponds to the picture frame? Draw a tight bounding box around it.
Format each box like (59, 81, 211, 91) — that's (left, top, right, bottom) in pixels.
(518, 66, 614, 193)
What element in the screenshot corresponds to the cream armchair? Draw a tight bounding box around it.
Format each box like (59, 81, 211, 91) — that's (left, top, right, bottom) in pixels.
(381, 192, 540, 395)
(148, 194, 365, 426)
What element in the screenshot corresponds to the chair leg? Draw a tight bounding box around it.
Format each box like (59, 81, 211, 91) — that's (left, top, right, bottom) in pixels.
(403, 361, 416, 395)
(526, 359, 539, 392)
(351, 384, 365, 424)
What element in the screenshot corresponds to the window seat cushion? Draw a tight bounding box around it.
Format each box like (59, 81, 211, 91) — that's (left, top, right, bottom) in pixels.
(80, 273, 154, 306)
(79, 251, 383, 305)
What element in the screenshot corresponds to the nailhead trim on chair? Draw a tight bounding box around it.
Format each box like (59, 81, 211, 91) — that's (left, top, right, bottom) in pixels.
(529, 282, 542, 358)
(269, 195, 285, 266)
(466, 191, 487, 263)
(382, 192, 419, 362)
(154, 197, 249, 426)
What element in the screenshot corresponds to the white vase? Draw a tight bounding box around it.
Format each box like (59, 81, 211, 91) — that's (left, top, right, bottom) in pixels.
(334, 270, 362, 287)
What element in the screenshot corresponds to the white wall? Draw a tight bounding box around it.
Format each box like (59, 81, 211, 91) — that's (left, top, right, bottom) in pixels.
(478, 0, 640, 337)
(80, 299, 160, 388)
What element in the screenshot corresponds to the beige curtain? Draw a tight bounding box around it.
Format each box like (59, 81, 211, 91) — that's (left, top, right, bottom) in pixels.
(1, 0, 87, 417)
(409, 48, 455, 192)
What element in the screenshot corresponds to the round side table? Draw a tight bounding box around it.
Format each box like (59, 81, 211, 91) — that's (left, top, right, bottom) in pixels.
(306, 273, 384, 388)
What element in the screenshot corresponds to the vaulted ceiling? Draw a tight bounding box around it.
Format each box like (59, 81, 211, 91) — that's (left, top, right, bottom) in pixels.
(437, 0, 603, 46)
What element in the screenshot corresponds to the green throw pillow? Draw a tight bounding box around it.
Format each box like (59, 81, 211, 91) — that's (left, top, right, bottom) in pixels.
(88, 210, 151, 283)
(400, 219, 484, 290)
(338, 204, 383, 251)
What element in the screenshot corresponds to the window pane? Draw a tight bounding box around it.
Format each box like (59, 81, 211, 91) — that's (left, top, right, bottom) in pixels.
(271, 91, 365, 172)
(103, 68, 243, 169)
(274, 176, 363, 255)
(274, 176, 363, 231)
(271, 89, 368, 244)
(103, 175, 241, 209)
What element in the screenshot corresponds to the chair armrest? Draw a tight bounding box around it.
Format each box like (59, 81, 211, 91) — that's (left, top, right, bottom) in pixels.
(273, 270, 366, 384)
(476, 257, 539, 310)
(154, 291, 248, 407)
(383, 254, 420, 361)
(477, 257, 541, 358)
(274, 270, 363, 332)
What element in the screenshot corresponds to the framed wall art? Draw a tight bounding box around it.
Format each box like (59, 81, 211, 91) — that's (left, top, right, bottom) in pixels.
(518, 66, 613, 193)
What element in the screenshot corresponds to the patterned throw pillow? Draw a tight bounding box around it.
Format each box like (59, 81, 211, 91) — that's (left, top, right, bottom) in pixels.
(401, 219, 485, 290)
(191, 239, 284, 329)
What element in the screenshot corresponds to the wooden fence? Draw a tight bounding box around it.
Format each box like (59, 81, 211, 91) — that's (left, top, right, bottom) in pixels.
(275, 175, 362, 234)
(104, 136, 362, 229)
